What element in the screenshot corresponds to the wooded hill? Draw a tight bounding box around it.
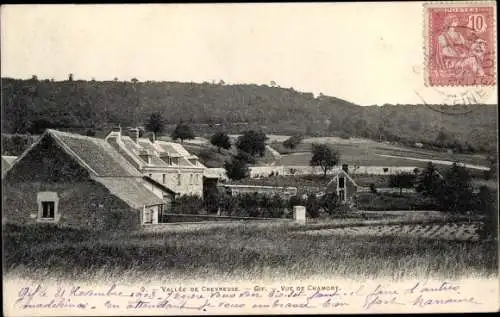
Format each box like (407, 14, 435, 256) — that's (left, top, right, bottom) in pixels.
(1, 78, 497, 152)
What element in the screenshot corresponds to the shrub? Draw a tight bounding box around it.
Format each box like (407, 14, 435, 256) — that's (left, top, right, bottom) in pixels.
(224, 157, 249, 180)
(320, 192, 340, 215)
(288, 195, 306, 209)
(283, 134, 303, 149)
(203, 188, 219, 214)
(171, 195, 203, 214)
(218, 193, 238, 216)
(305, 194, 320, 218)
(85, 129, 96, 137)
(474, 187, 498, 240)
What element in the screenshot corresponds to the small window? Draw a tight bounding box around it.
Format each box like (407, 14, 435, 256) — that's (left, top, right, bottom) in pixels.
(190, 174, 193, 185)
(37, 192, 59, 222)
(177, 174, 182, 186)
(339, 177, 345, 189)
(41, 201, 55, 218)
(162, 174, 166, 184)
(339, 190, 345, 202)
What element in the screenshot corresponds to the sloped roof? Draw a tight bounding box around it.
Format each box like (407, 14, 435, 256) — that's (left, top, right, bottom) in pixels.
(154, 141, 200, 167)
(142, 176, 178, 195)
(96, 177, 164, 208)
(326, 169, 359, 188)
(2, 156, 17, 175)
(163, 141, 193, 157)
(120, 136, 169, 167)
(51, 130, 141, 177)
(7, 130, 163, 209)
(155, 141, 184, 157)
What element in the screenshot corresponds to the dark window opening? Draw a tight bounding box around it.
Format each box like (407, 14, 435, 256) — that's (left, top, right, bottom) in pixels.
(339, 190, 345, 202)
(42, 201, 55, 218)
(339, 177, 345, 189)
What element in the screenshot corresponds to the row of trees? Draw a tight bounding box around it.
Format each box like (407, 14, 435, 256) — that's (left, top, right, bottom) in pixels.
(4, 78, 495, 153)
(388, 162, 494, 215)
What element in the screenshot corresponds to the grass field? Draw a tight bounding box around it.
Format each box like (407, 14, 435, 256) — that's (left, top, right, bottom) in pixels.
(273, 137, 489, 168)
(3, 221, 497, 283)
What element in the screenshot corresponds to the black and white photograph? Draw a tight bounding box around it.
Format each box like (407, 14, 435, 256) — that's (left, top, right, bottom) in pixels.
(1, 2, 498, 315)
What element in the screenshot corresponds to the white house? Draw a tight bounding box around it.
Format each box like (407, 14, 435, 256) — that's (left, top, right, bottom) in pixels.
(105, 127, 205, 197)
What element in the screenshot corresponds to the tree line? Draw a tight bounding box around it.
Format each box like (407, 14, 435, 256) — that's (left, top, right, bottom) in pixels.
(2, 77, 496, 153)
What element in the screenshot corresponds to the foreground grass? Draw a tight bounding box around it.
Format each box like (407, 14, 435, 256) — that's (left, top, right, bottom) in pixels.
(3, 222, 497, 283)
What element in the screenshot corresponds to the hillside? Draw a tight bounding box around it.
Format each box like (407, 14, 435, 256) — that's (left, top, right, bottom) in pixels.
(1, 78, 497, 152)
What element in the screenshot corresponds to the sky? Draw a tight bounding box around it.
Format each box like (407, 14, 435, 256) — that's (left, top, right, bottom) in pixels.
(1, 3, 497, 106)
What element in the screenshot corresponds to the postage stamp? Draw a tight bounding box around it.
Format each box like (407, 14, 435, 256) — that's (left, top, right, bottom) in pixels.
(424, 2, 496, 87)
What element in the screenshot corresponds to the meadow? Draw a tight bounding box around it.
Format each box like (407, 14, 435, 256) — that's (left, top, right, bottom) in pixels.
(273, 138, 489, 169)
(3, 221, 497, 283)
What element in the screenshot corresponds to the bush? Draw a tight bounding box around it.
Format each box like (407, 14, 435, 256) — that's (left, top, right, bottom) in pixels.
(283, 135, 303, 149)
(224, 157, 250, 180)
(171, 195, 203, 214)
(203, 188, 219, 214)
(218, 193, 238, 216)
(320, 192, 340, 215)
(305, 194, 320, 218)
(85, 129, 96, 137)
(473, 187, 498, 240)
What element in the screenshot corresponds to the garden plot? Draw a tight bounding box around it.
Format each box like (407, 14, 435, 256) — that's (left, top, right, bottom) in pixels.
(304, 223, 481, 241)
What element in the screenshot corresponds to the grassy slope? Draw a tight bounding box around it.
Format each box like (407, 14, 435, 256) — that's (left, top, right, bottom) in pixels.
(273, 138, 490, 168)
(182, 143, 278, 168)
(3, 223, 497, 282)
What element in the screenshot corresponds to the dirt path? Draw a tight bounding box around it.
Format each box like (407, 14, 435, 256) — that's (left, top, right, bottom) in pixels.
(375, 154, 489, 170)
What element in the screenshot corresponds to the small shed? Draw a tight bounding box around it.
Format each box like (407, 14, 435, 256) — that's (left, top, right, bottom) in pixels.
(325, 169, 359, 204)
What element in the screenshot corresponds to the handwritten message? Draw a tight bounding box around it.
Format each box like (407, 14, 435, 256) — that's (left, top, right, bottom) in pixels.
(4, 278, 497, 315)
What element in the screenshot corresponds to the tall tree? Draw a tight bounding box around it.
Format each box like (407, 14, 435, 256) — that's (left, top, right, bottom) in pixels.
(310, 143, 340, 177)
(171, 121, 195, 143)
(236, 130, 268, 157)
(438, 163, 473, 213)
(415, 162, 443, 197)
(210, 131, 231, 153)
(224, 157, 249, 180)
(145, 112, 165, 136)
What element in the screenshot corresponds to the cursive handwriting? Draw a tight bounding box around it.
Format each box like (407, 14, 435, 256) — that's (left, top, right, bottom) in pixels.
(10, 280, 486, 313)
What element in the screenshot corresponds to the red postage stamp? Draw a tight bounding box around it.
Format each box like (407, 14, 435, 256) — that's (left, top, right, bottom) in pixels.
(424, 2, 496, 86)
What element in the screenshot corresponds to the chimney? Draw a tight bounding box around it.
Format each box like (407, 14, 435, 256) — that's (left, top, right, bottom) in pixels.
(108, 125, 122, 141)
(130, 128, 139, 143)
(148, 132, 156, 143)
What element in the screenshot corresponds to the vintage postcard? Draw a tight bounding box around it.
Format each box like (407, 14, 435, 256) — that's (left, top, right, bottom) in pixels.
(1, 2, 498, 316)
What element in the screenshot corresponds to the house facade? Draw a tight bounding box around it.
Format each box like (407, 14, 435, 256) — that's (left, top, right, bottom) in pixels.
(325, 169, 359, 204)
(105, 127, 204, 197)
(2, 130, 174, 230)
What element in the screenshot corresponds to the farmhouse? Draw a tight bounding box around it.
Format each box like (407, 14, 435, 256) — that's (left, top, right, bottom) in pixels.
(105, 127, 205, 197)
(2, 129, 175, 230)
